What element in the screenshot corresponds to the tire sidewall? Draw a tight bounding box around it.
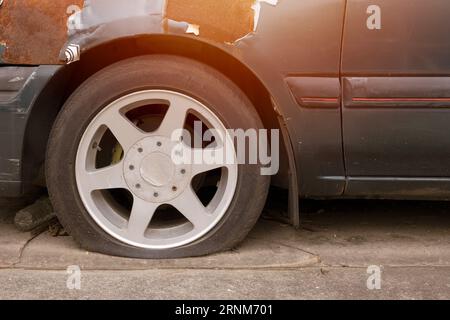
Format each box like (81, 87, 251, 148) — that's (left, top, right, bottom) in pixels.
(47, 55, 270, 259)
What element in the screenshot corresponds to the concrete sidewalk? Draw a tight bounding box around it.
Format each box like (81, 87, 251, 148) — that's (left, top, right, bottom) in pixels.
(1, 198, 450, 299)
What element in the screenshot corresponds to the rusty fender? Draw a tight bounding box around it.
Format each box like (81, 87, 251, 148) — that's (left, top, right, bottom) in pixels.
(0, 0, 278, 65)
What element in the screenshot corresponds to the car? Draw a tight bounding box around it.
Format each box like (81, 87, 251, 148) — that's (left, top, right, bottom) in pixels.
(1, 0, 449, 258)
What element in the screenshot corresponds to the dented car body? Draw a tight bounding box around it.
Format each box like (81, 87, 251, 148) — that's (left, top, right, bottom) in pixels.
(1, 0, 450, 220)
(0, 0, 280, 64)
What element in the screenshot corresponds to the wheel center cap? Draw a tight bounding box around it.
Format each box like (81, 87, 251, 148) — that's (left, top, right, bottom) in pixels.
(123, 136, 192, 203)
(140, 153, 174, 187)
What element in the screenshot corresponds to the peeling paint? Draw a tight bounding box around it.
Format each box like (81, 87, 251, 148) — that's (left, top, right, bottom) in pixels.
(0, 41, 6, 63)
(169, 0, 278, 42)
(166, 0, 254, 43)
(0, 0, 84, 64)
(252, 0, 279, 32)
(0, 0, 279, 65)
(171, 0, 253, 41)
(71, 0, 164, 31)
(185, 24, 200, 36)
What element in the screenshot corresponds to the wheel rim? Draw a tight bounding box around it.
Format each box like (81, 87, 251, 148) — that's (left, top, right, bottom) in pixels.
(75, 90, 238, 250)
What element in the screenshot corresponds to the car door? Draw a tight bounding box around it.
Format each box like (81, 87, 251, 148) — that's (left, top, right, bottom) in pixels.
(341, 0, 450, 195)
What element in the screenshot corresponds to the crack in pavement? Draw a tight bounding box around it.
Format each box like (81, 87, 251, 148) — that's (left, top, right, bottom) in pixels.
(11, 231, 44, 268)
(247, 236, 322, 261)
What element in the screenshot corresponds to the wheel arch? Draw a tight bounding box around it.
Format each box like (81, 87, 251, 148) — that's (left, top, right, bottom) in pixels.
(23, 34, 298, 224)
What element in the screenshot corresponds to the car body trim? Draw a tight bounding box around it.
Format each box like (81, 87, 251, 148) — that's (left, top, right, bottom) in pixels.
(286, 77, 341, 109)
(344, 77, 450, 108)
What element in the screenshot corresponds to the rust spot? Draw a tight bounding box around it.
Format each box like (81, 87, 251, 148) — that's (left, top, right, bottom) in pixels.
(166, 0, 255, 43)
(0, 0, 83, 64)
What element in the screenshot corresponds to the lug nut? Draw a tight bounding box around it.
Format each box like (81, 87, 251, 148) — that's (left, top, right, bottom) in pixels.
(129, 165, 135, 170)
(138, 148, 143, 153)
(181, 169, 186, 175)
(172, 186, 178, 192)
(153, 192, 159, 198)
(135, 184, 141, 189)
(157, 141, 162, 147)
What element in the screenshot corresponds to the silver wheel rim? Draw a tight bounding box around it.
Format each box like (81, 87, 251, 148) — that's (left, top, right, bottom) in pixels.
(75, 90, 238, 250)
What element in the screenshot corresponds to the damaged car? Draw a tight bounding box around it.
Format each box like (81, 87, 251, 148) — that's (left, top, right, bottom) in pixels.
(0, 0, 449, 258)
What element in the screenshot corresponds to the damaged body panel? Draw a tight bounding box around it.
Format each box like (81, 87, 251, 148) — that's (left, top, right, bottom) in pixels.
(0, 0, 84, 64)
(0, 0, 347, 204)
(166, 0, 255, 43)
(0, 65, 59, 196)
(1, 0, 279, 64)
